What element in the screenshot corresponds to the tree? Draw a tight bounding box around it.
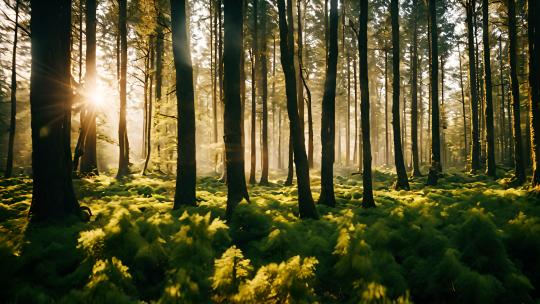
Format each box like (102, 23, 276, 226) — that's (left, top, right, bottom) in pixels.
(529, 0, 540, 186)
(259, 0, 269, 185)
(80, 0, 99, 176)
(508, 0, 525, 184)
(170, 0, 196, 207)
(426, 0, 440, 186)
(358, 0, 375, 208)
(249, 0, 257, 185)
(464, 0, 481, 172)
(116, 0, 129, 178)
(4, 0, 20, 178)
(482, 0, 496, 177)
(410, 0, 422, 177)
(391, 0, 410, 190)
(223, 0, 250, 220)
(277, 0, 318, 219)
(28, 0, 84, 220)
(319, 0, 338, 207)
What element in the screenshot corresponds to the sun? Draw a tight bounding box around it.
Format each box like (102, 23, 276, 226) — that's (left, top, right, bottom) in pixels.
(85, 83, 105, 109)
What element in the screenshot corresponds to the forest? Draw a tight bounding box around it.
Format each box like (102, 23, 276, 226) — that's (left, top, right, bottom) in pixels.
(0, 0, 539, 302)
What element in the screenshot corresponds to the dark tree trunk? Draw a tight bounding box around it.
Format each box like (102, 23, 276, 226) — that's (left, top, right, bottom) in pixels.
(358, 0, 375, 208)
(508, 0, 526, 184)
(285, 134, 294, 185)
(458, 44, 468, 166)
(249, 0, 257, 184)
(384, 49, 390, 166)
(410, 0, 421, 177)
(223, 0, 250, 220)
(5, 0, 20, 178)
(116, 0, 129, 178)
(28, 0, 83, 220)
(353, 55, 359, 167)
(466, 0, 481, 172)
(528, 0, 540, 186)
(277, 0, 318, 219)
(259, 0, 269, 185)
(80, 0, 98, 175)
(390, 0, 409, 190)
(482, 0, 496, 177)
(319, 0, 338, 207)
(498, 35, 507, 165)
(212, 0, 219, 171)
(142, 37, 154, 175)
(171, 0, 197, 207)
(426, 0, 440, 186)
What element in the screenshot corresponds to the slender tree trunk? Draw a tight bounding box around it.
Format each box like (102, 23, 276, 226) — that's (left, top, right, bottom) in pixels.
(528, 0, 540, 186)
(345, 49, 351, 165)
(223, 0, 250, 220)
(212, 0, 219, 171)
(426, 0, 440, 185)
(466, 0, 481, 172)
(28, 0, 84, 220)
(260, 0, 269, 184)
(277, 0, 318, 219)
(319, 0, 338, 207)
(498, 35, 506, 165)
(384, 49, 390, 166)
(5, 0, 20, 178)
(155, 20, 164, 172)
(390, 0, 409, 190)
(410, 0, 421, 177)
(358, 0, 375, 208)
(142, 38, 154, 175)
(353, 55, 359, 167)
(249, 0, 257, 184)
(508, 0, 526, 184)
(458, 44, 468, 166)
(116, 0, 129, 178)
(285, 134, 294, 185)
(80, 0, 98, 175)
(482, 0, 496, 177)
(171, 0, 197, 207)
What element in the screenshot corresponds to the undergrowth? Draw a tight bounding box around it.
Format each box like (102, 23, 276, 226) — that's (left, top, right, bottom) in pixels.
(0, 169, 539, 303)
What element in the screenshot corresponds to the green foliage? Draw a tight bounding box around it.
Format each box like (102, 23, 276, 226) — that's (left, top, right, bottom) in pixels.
(0, 172, 540, 303)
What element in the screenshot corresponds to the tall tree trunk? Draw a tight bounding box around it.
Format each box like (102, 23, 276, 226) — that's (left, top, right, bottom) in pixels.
(212, 0, 219, 171)
(171, 0, 197, 207)
(319, 0, 338, 207)
(426, 0, 440, 185)
(410, 0, 421, 177)
(28, 0, 83, 220)
(5, 0, 20, 178)
(80, 0, 98, 175)
(259, 0, 269, 184)
(353, 55, 359, 167)
(458, 43, 468, 166)
(296, 0, 304, 143)
(155, 20, 164, 172)
(346, 49, 351, 165)
(498, 35, 506, 165)
(466, 0, 481, 172)
(142, 38, 154, 175)
(508, 0, 525, 184)
(384, 49, 390, 166)
(482, 0, 496, 177)
(249, 0, 257, 184)
(223, 0, 250, 220)
(528, 0, 540, 186)
(116, 0, 129, 178)
(358, 0, 375, 208)
(390, 0, 409, 190)
(277, 0, 318, 219)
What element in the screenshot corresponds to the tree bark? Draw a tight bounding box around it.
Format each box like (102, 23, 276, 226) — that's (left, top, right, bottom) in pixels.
(171, 0, 197, 207)
(249, 0, 257, 184)
(508, 0, 526, 184)
(5, 0, 20, 178)
(390, 0, 409, 190)
(426, 0, 440, 185)
(465, 0, 481, 173)
(482, 0, 496, 177)
(80, 0, 98, 175)
(28, 0, 83, 220)
(116, 0, 129, 178)
(142, 37, 154, 175)
(319, 0, 338, 207)
(358, 0, 375, 208)
(458, 43, 468, 166)
(277, 0, 318, 219)
(259, 0, 269, 184)
(223, 0, 250, 220)
(410, 0, 421, 177)
(528, 0, 540, 186)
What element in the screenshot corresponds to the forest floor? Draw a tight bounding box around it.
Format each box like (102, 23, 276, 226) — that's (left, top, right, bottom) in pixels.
(1, 168, 540, 303)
